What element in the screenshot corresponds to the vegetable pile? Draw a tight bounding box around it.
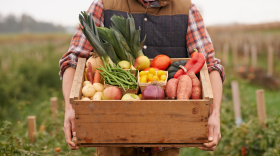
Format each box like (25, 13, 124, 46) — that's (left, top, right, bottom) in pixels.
(78, 11, 207, 101)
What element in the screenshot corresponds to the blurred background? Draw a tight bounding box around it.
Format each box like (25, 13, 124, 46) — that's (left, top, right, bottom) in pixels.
(0, 0, 279, 155)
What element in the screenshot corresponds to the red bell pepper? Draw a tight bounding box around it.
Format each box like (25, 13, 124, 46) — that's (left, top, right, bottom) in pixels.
(174, 49, 205, 79)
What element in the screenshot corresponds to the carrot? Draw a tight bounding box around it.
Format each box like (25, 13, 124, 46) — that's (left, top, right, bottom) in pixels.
(165, 78, 179, 99)
(177, 75, 192, 100)
(87, 62, 94, 84)
(84, 68, 88, 81)
(188, 71, 201, 99)
(93, 70, 102, 83)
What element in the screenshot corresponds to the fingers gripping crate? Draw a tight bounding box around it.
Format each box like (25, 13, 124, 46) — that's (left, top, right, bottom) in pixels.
(70, 57, 213, 147)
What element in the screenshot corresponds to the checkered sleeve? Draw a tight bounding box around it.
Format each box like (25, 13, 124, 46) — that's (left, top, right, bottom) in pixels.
(59, 0, 104, 80)
(187, 4, 225, 82)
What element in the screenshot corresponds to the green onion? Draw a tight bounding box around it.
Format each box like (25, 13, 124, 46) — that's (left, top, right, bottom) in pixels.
(79, 11, 114, 65)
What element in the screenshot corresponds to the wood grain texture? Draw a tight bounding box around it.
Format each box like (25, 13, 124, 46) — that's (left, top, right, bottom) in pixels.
(74, 58, 86, 101)
(27, 116, 36, 143)
(72, 58, 212, 147)
(75, 100, 209, 123)
(50, 97, 58, 119)
(76, 143, 204, 147)
(199, 62, 209, 101)
(267, 46, 274, 76)
(256, 89, 267, 128)
(202, 62, 214, 104)
(70, 57, 86, 104)
(231, 81, 242, 126)
(74, 100, 209, 144)
(76, 122, 208, 144)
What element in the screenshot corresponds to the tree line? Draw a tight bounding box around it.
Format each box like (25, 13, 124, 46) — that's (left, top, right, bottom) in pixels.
(0, 14, 65, 34)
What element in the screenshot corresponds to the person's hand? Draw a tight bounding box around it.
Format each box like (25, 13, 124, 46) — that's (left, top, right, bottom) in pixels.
(64, 107, 79, 150)
(198, 111, 221, 151)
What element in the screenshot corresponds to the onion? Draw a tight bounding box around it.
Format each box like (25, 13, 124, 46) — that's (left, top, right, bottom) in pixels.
(142, 84, 165, 100)
(86, 56, 104, 73)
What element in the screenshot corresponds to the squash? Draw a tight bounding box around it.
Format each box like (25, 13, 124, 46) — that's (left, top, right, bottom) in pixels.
(167, 60, 187, 80)
(86, 53, 104, 73)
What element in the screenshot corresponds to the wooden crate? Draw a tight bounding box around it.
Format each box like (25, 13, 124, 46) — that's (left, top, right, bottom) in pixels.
(70, 57, 213, 147)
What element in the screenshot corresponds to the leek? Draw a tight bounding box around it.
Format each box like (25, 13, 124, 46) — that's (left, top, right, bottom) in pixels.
(79, 11, 115, 65)
(97, 27, 135, 63)
(110, 14, 146, 58)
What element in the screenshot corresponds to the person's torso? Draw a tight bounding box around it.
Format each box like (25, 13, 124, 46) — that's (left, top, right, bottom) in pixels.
(102, 0, 191, 58)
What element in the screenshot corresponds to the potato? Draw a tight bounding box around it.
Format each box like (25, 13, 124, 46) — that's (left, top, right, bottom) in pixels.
(95, 92, 103, 97)
(93, 94, 102, 100)
(81, 97, 90, 101)
(93, 83, 104, 92)
(177, 75, 192, 100)
(165, 78, 179, 99)
(83, 81, 92, 87)
(188, 71, 201, 99)
(82, 84, 96, 97)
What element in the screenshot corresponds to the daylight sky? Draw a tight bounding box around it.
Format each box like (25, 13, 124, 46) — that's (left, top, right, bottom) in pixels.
(1, 0, 280, 27)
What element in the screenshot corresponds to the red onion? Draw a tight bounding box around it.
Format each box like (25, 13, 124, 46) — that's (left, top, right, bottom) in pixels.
(142, 84, 165, 100)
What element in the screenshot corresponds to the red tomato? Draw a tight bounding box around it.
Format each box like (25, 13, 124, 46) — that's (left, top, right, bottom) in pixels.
(150, 55, 171, 70)
(143, 67, 159, 72)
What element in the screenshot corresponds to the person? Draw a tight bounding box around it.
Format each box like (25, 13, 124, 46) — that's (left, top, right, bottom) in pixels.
(59, 0, 225, 155)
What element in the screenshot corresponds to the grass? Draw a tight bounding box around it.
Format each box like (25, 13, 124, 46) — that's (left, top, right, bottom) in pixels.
(0, 33, 279, 155)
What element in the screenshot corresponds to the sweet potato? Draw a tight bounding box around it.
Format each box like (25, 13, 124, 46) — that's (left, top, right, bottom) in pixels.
(165, 78, 179, 99)
(177, 75, 192, 100)
(188, 71, 201, 99)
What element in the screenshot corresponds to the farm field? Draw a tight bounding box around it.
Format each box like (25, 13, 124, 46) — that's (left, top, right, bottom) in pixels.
(0, 27, 280, 155)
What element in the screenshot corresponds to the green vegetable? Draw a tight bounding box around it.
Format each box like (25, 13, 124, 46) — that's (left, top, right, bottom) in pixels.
(79, 11, 116, 65)
(110, 14, 146, 58)
(97, 57, 138, 91)
(167, 60, 187, 80)
(97, 27, 135, 63)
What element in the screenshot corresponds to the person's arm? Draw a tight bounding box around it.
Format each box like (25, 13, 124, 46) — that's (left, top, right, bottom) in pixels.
(186, 4, 225, 151)
(198, 70, 223, 151)
(59, 0, 105, 150)
(63, 67, 79, 150)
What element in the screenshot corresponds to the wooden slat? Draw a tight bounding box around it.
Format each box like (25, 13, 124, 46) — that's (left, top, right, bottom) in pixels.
(256, 89, 267, 128)
(27, 116, 36, 143)
(267, 46, 273, 76)
(202, 62, 213, 104)
(199, 62, 209, 101)
(50, 97, 58, 119)
(74, 58, 86, 101)
(75, 100, 209, 116)
(231, 81, 242, 126)
(74, 100, 209, 145)
(77, 143, 204, 147)
(69, 66, 80, 104)
(231, 41, 238, 67)
(76, 122, 208, 144)
(75, 101, 208, 123)
(243, 44, 249, 67)
(251, 45, 257, 68)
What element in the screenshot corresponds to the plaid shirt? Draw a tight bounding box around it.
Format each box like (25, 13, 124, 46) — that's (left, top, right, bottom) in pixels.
(59, 0, 225, 82)
(59, 0, 225, 152)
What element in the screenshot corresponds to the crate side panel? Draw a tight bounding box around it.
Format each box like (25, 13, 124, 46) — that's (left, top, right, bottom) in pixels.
(76, 122, 208, 144)
(77, 143, 204, 147)
(75, 101, 209, 123)
(75, 101, 208, 123)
